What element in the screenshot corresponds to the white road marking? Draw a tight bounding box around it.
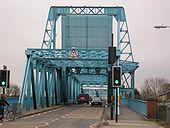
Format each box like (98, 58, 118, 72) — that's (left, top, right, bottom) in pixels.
(89, 124, 97, 128)
(62, 116, 66, 118)
(51, 118, 59, 122)
(23, 107, 65, 120)
(34, 122, 49, 128)
(44, 122, 49, 125)
(57, 107, 64, 110)
(23, 116, 32, 119)
(66, 114, 70, 116)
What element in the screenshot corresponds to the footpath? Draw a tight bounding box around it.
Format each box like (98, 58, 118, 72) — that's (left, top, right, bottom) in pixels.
(100, 105, 164, 128)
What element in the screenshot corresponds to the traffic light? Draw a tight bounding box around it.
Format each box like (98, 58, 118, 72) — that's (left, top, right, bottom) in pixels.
(108, 47, 116, 64)
(0, 70, 10, 88)
(112, 66, 121, 86)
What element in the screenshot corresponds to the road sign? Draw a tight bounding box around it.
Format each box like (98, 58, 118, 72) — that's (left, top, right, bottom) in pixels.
(69, 48, 78, 59)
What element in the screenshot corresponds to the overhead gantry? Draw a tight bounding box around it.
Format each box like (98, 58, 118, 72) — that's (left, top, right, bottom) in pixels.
(19, 6, 138, 110)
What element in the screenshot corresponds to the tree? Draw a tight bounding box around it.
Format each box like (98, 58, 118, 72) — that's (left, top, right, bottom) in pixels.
(134, 88, 142, 100)
(6, 83, 20, 97)
(140, 78, 169, 100)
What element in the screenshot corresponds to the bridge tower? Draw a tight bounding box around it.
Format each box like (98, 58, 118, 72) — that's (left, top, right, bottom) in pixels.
(19, 6, 138, 110)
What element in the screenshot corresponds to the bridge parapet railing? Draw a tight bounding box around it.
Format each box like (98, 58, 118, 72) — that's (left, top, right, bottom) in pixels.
(121, 98, 147, 117)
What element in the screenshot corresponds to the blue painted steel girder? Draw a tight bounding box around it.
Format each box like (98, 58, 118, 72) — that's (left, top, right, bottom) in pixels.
(48, 6, 126, 21)
(26, 48, 138, 73)
(75, 75, 107, 84)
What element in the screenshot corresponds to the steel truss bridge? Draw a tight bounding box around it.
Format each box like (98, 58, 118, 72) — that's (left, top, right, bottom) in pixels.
(19, 6, 138, 110)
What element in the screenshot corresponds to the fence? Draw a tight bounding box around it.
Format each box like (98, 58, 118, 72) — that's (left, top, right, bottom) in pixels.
(157, 101, 170, 124)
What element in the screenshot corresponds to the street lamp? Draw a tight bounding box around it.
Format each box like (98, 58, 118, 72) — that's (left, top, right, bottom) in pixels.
(154, 24, 170, 29)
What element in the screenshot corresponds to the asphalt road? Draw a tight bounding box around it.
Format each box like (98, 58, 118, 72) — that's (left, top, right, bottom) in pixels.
(1, 105, 104, 128)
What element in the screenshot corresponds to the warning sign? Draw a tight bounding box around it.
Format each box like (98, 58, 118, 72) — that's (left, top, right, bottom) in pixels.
(69, 48, 78, 59)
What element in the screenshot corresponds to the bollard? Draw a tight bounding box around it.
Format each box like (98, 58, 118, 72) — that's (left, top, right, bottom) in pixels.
(103, 104, 109, 125)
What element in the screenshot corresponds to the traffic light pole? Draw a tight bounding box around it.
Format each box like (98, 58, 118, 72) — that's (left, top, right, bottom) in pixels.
(108, 46, 116, 120)
(115, 87, 118, 122)
(1, 65, 7, 119)
(110, 69, 113, 120)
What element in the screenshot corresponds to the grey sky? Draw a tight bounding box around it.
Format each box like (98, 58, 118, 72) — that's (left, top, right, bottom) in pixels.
(0, 0, 170, 89)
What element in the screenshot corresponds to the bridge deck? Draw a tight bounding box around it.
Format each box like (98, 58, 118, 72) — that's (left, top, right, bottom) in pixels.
(102, 105, 163, 128)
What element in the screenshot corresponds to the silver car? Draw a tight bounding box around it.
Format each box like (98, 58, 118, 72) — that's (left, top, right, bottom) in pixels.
(91, 97, 102, 107)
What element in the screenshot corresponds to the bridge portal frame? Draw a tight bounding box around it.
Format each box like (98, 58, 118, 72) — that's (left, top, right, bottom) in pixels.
(19, 6, 138, 110)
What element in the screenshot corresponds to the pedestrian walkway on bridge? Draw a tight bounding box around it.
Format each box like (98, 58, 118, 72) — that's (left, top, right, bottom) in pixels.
(101, 105, 164, 128)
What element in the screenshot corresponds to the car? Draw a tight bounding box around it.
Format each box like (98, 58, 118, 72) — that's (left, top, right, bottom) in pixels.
(91, 97, 103, 107)
(77, 94, 92, 105)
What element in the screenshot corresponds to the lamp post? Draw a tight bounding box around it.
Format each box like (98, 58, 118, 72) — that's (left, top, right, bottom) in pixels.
(154, 24, 170, 29)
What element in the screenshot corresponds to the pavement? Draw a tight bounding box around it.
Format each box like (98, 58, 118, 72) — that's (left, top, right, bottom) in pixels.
(100, 105, 164, 128)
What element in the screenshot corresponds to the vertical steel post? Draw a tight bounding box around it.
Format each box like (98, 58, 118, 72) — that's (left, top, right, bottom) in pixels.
(54, 70, 58, 105)
(71, 76, 74, 102)
(57, 70, 61, 103)
(41, 65, 45, 108)
(44, 69, 49, 107)
(47, 70, 51, 106)
(61, 68, 67, 104)
(27, 65, 31, 111)
(53, 19, 56, 49)
(37, 64, 45, 108)
(35, 62, 39, 108)
(30, 62, 37, 109)
(74, 80, 77, 101)
(67, 75, 71, 101)
(51, 71, 55, 106)
(131, 72, 135, 98)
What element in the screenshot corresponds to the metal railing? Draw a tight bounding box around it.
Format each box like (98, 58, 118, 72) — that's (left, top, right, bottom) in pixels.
(121, 98, 147, 117)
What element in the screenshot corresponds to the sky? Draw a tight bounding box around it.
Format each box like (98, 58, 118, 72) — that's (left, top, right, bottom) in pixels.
(0, 0, 170, 89)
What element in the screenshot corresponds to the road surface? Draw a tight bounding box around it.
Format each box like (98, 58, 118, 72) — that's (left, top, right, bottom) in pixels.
(1, 105, 104, 128)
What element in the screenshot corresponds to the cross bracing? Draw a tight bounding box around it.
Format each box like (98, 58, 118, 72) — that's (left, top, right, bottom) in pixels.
(19, 6, 139, 110)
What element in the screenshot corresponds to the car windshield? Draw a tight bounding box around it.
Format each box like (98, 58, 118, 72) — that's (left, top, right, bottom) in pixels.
(92, 97, 101, 101)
